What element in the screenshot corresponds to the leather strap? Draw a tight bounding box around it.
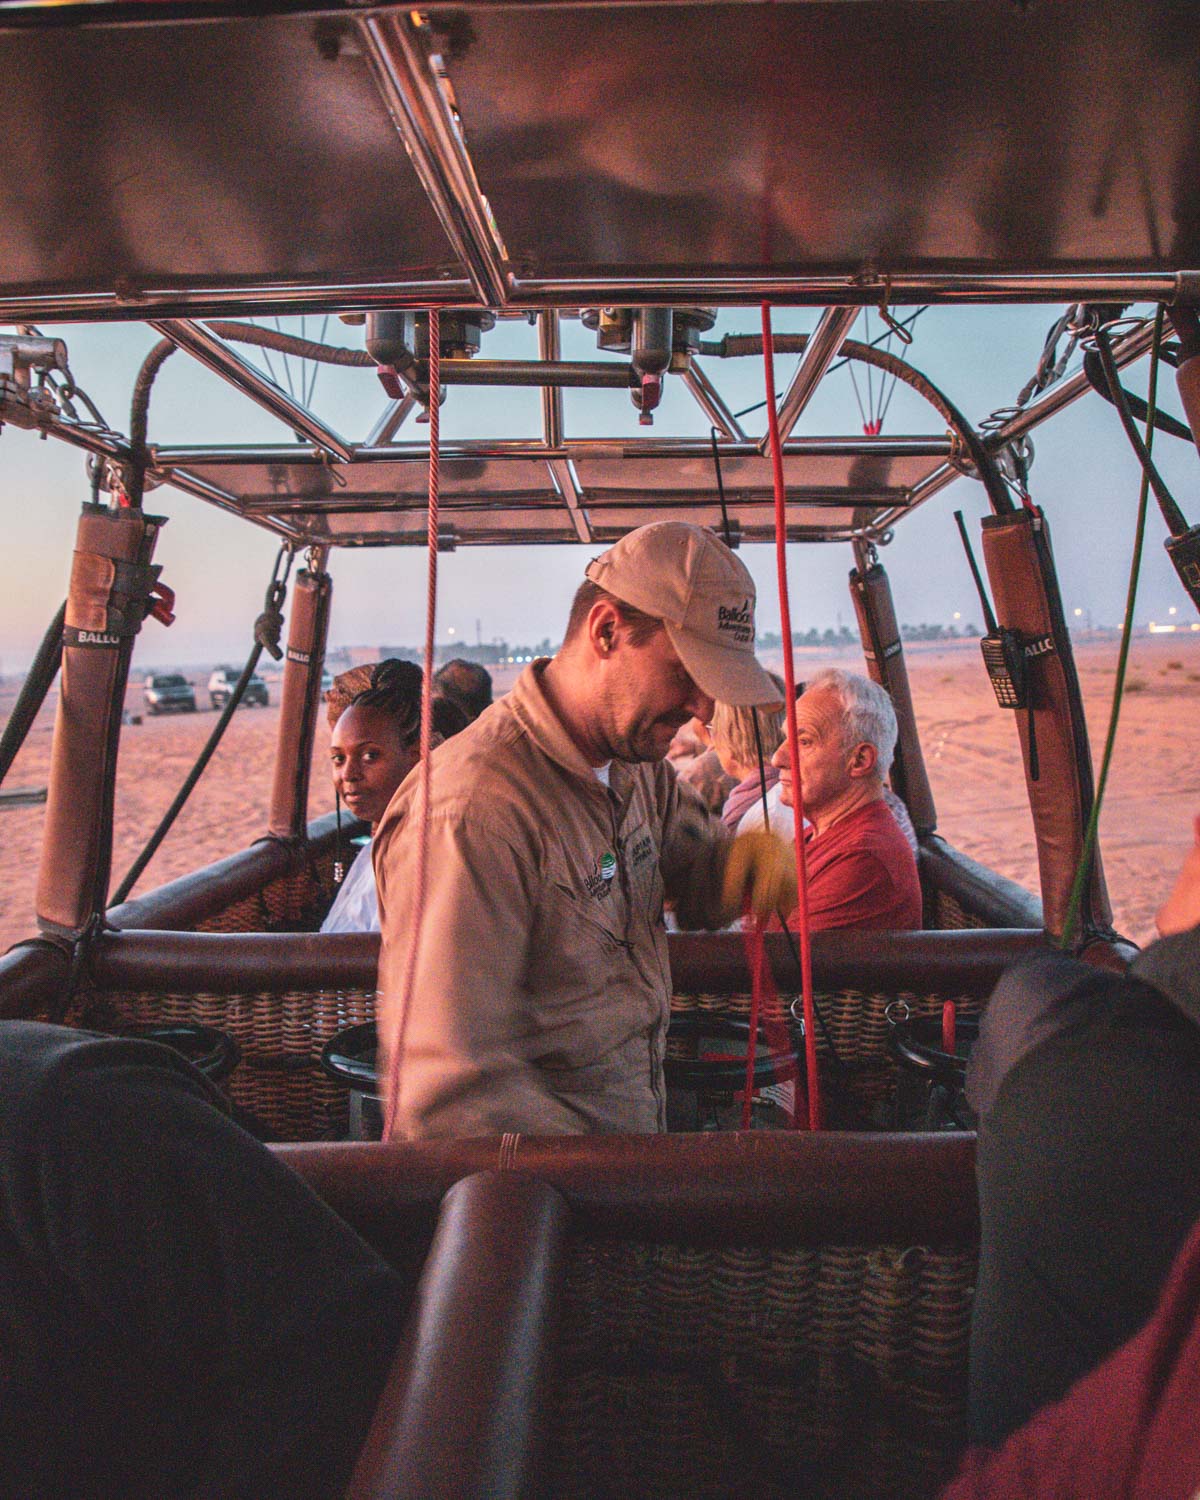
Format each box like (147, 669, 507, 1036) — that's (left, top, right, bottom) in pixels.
(849, 559, 937, 835)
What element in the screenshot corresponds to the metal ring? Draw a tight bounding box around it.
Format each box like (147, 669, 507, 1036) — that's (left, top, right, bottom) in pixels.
(1073, 313, 1150, 353)
(884, 998, 911, 1027)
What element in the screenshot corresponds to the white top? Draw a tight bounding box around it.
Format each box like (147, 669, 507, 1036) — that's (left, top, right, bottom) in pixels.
(736, 781, 800, 841)
(320, 841, 380, 933)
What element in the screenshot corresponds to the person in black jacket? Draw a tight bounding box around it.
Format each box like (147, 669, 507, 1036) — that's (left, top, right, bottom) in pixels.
(0, 1022, 409, 1499)
(967, 813, 1200, 1447)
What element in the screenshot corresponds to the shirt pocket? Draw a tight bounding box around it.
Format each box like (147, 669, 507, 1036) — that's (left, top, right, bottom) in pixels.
(621, 819, 664, 928)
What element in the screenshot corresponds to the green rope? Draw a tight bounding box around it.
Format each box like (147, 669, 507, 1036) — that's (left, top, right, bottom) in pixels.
(1059, 305, 1165, 950)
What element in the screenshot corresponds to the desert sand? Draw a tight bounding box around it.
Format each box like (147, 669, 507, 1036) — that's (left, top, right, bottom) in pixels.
(1, 634, 1196, 954)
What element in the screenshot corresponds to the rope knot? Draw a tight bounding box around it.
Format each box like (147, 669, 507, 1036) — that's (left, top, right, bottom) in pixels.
(254, 578, 288, 660)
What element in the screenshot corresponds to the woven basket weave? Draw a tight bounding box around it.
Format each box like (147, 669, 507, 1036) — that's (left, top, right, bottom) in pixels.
(928, 889, 987, 931)
(672, 989, 981, 1116)
(544, 1238, 974, 1500)
(67, 983, 978, 1141)
(195, 847, 339, 934)
(79, 985, 377, 1140)
(94, 847, 983, 1138)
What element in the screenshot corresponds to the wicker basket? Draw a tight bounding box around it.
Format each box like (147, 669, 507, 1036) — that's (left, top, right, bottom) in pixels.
(671, 989, 982, 1120)
(544, 1238, 975, 1499)
(77, 985, 377, 1140)
(195, 846, 340, 934)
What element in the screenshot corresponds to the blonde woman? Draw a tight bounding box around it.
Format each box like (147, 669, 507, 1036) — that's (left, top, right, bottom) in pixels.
(707, 677, 787, 831)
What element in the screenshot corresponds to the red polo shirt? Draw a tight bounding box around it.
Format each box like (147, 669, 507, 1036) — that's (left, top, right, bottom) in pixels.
(786, 797, 922, 932)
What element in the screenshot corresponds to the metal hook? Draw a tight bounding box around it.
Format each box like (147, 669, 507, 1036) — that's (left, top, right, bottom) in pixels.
(317, 447, 348, 488)
(875, 279, 914, 345)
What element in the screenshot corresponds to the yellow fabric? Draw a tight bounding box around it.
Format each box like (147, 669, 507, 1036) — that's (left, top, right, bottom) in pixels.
(720, 827, 798, 924)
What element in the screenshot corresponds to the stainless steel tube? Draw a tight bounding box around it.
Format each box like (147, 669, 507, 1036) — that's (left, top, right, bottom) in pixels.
(150, 319, 354, 462)
(538, 312, 564, 448)
(359, 12, 510, 308)
(767, 306, 860, 449)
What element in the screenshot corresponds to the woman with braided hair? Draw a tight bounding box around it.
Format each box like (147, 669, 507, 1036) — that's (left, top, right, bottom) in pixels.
(320, 660, 434, 933)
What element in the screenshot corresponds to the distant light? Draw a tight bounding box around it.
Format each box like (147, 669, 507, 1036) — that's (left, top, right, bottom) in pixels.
(1073, 608, 1083, 617)
(1169, 606, 1178, 616)
(953, 611, 961, 620)
(1149, 622, 1178, 634)
(448, 626, 456, 636)
(1193, 623, 1200, 632)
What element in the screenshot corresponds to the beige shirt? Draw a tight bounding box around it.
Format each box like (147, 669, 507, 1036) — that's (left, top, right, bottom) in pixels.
(373, 660, 732, 1139)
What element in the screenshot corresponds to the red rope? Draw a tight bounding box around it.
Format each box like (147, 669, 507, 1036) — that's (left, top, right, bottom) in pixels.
(942, 999, 957, 1058)
(741, 913, 765, 1129)
(741, 916, 803, 1128)
(384, 309, 441, 1138)
(761, 303, 822, 1131)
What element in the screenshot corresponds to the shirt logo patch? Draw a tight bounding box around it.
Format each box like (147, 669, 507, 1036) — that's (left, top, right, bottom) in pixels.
(629, 832, 654, 868)
(584, 851, 617, 900)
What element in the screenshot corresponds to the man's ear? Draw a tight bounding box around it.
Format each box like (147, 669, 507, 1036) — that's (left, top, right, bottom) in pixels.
(846, 741, 878, 780)
(586, 600, 622, 658)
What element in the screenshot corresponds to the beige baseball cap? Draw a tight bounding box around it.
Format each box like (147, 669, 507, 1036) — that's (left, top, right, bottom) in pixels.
(586, 521, 780, 706)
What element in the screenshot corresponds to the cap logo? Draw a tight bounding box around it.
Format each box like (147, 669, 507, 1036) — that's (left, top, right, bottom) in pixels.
(717, 597, 754, 645)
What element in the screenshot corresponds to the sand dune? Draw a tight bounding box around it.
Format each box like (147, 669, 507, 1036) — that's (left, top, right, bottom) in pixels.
(1, 634, 1196, 954)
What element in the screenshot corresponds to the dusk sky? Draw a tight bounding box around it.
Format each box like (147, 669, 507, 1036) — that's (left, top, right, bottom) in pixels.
(3, 303, 1197, 674)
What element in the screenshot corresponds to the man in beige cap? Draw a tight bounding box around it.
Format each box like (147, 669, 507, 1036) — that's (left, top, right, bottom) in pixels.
(373, 521, 794, 1140)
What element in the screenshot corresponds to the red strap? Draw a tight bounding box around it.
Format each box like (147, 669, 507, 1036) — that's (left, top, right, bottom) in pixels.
(760, 305, 822, 1130)
(942, 999, 957, 1057)
(742, 916, 803, 1129)
(149, 581, 175, 627)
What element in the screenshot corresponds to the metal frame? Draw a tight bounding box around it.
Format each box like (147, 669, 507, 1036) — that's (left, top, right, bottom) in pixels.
(537, 312, 564, 450)
(769, 307, 860, 450)
(358, 11, 510, 309)
(0, 276, 1191, 329)
(0, 6, 1197, 324)
(150, 320, 354, 460)
(11, 290, 1158, 553)
(0, 0, 1175, 553)
(900, 321, 1161, 517)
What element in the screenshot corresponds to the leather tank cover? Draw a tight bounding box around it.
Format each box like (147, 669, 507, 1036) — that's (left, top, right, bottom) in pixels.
(36, 504, 164, 937)
(269, 567, 332, 839)
(981, 508, 1111, 940)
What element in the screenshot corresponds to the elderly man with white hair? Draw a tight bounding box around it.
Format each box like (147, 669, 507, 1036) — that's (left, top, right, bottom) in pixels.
(771, 667, 922, 931)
